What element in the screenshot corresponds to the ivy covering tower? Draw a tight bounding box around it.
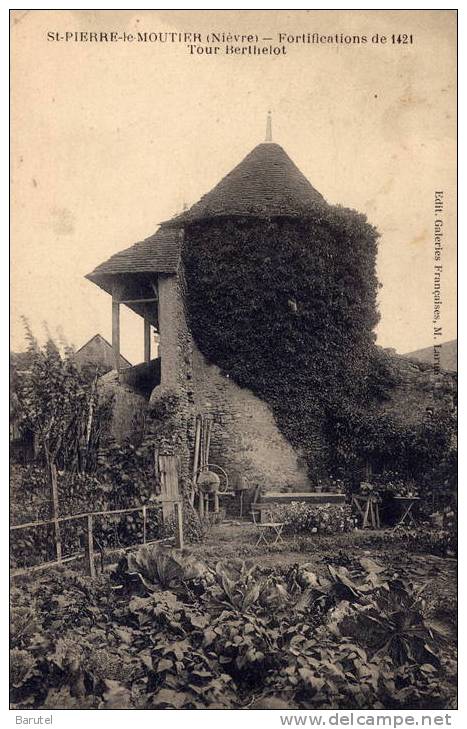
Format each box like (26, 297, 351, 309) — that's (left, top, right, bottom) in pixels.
(87, 119, 389, 488)
(175, 124, 381, 478)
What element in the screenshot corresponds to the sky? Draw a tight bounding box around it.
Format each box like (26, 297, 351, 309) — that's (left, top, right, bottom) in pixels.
(11, 9, 456, 364)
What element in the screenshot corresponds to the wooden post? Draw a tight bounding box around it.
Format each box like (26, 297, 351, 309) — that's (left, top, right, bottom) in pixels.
(200, 417, 206, 470)
(173, 501, 184, 550)
(151, 280, 161, 362)
(82, 374, 97, 472)
(362, 498, 371, 529)
(368, 496, 375, 529)
(191, 415, 202, 508)
(159, 455, 179, 522)
(198, 490, 205, 518)
(154, 330, 160, 359)
(112, 296, 120, 373)
(49, 463, 62, 562)
(213, 491, 219, 514)
(142, 505, 147, 544)
(144, 319, 151, 363)
(375, 500, 381, 529)
(154, 445, 160, 494)
(193, 416, 202, 480)
(84, 515, 96, 577)
(206, 417, 213, 464)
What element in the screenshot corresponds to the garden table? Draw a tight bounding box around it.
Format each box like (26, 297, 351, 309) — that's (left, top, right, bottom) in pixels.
(392, 496, 420, 530)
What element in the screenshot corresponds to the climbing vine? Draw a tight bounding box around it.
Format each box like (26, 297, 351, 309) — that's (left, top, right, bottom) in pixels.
(182, 212, 382, 479)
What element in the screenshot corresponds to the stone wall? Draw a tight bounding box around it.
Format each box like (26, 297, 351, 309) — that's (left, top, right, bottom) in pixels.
(190, 343, 310, 490)
(100, 280, 456, 495)
(150, 267, 311, 492)
(156, 273, 192, 394)
(98, 370, 147, 444)
(149, 273, 193, 485)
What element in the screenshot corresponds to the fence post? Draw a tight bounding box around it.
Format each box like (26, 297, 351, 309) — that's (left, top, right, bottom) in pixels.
(49, 463, 62, 562)
(84, 514, 96, 577)
(142, 505, 147, 544)
(154, 446, 159, 494)
(173, 501, 184, 550)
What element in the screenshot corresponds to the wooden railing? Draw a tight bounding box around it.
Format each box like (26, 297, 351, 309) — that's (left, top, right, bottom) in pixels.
(10, 500, 184, 578)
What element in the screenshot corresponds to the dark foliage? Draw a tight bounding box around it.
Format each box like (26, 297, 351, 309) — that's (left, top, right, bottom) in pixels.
(10, 548, 457, 709)
(10, 441, 169, 569)
(183, 213, 380, 478)
(275, 503, 354, 535)
(324, 405, 457, 492)
(12, 321, 112, 474)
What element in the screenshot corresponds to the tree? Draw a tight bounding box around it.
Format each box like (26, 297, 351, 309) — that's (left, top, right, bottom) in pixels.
(14, 321, 109, 556)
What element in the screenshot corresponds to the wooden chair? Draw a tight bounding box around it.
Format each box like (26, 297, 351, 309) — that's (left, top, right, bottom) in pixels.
(251, 506, 285, 546)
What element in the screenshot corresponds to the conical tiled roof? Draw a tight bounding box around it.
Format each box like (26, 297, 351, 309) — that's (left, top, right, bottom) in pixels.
(85, 142, 325, 294)
(165, 143, 326, 226)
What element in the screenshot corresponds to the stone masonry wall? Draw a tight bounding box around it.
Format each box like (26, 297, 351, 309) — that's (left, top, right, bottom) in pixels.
(97, 268, 312, 491)
(190, 344, 310, 491)
(148, 273, 193, 486)
(150, 267, 311, 492)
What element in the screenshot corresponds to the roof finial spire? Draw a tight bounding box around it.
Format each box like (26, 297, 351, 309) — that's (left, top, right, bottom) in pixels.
(265, 110, 272, 142)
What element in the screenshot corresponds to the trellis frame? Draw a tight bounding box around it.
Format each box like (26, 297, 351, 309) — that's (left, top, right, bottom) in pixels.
(10, 500, 184, 578)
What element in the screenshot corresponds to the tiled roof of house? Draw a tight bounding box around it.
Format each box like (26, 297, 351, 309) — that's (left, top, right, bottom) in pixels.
(73, 334, 132, 369)
(85, 227, 182, 288)
(165, 142, 326, 226)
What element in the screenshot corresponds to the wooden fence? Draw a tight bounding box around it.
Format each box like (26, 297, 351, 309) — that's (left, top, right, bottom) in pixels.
(10, 500, 184, 578)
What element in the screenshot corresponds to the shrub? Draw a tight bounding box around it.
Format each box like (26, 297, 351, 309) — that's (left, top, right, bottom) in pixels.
(401, 526, 457, 558)
(275, 502, 354, 536)
(12, 322, 111, 476)
(159, 501, 208, 544)
(325, 405, 457, 493)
